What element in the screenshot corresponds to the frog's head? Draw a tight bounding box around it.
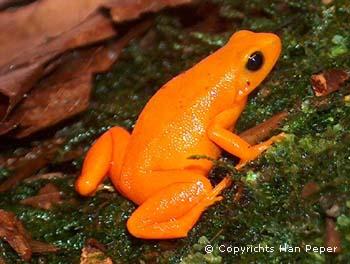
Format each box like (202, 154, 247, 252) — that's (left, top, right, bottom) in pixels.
(226, 30, 281, 99)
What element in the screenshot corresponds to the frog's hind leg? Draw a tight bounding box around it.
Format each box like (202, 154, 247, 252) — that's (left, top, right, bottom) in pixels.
(75, 127, 130, 196)
(127, 172, 231, 239)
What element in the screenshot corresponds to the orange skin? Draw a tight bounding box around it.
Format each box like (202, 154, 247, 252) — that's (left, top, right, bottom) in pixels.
(75, 30, 284, 239)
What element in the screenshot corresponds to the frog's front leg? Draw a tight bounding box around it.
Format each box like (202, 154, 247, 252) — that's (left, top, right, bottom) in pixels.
(127, 171, 231, 239)
(208, 106, 284, 170)
(75, 126, 130, 196)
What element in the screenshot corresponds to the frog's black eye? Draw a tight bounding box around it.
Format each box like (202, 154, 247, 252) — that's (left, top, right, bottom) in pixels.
(246, 51, 264, 71)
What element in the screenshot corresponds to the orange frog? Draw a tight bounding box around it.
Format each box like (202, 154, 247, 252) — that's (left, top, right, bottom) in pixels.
(75, 30, 284, 239)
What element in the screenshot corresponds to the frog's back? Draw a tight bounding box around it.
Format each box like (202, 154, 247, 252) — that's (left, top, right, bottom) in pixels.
(123, 45, 236, 171)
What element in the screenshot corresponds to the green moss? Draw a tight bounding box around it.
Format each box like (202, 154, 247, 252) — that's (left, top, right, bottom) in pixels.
(0, 167, 11, 182)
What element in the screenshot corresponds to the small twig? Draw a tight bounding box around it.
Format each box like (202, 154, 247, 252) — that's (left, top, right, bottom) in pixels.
(210, 228, 224, 242)
(24, 172, 65, 183)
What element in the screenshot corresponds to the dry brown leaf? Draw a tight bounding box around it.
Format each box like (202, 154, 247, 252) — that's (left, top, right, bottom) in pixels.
(325, 217, 341, 253)
(1, 76, 92, 137)
(322, 0, 334, 5)
(311, 69, 349, 97)
(2, 12, 116, 74)
(0, 21, 151, 138)
(239, 111, 288, 145)
(29, 240, 59, 254)
(301, 181, 320, 199)
(0, 209, 58, 261)
(0, 154, 49, 192)
(0, 1, 116, 121)
(0, 209, 32, 261)
(0, 138, 62, 192)
(108, 0, 193, 22)
(0, 0, 115, 69)
(80, 239, 112, 264)
(80, 248, 113, 264)
(0, 0, 30, 11)
(0, 0, 12, 9)
(20, 183, 62, 209)
(0, 13, 116, 121)
(0, 61, 45, 121)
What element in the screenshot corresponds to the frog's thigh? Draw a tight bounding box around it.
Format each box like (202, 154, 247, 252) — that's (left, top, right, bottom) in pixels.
(76, 129, 113, 196)
(75, 126, 130, 196)
(109, 127, 131, 194)
(127, 172, 230, 239)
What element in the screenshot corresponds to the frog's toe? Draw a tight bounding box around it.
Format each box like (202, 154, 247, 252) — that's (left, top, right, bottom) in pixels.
(235, 132, 286, 170)
(235, 160, 247, 170)
(270, 132, 286, 143)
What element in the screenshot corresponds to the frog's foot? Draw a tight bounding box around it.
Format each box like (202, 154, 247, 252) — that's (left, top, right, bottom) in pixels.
(127, 176, 231, 239)
(235, 132, 285, 170)
(75, 126, 130, 196)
